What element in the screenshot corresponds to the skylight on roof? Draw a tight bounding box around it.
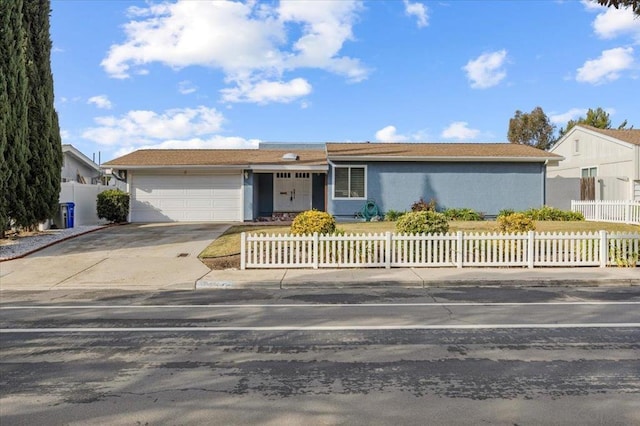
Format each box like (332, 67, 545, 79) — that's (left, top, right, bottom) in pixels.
(282, 153, 298, 161)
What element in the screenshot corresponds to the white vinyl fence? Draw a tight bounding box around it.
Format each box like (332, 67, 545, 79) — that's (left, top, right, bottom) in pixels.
(241, 231, 640, 269)
(571, 200, 640, 225)
(59, 182, 110, 226)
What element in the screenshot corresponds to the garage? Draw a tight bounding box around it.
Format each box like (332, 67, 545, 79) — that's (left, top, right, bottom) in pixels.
(130, 173, 243, 222)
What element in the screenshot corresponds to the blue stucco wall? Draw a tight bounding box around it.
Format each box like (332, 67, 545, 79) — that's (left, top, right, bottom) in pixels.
(328, 161, 546, 218)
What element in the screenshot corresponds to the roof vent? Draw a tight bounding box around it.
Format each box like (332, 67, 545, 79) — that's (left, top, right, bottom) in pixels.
(282, 153, 299, 161)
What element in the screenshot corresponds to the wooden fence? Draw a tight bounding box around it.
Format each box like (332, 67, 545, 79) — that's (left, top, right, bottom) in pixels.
(571, 200, 640, 225)
(241, 231, 640, 269)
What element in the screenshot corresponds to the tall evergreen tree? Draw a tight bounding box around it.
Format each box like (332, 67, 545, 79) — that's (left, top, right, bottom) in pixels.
(0, 62, 8, 237)
(22, 0, 62, 229)
(558, 107, 631, 137)
(1, 0, 30, 233)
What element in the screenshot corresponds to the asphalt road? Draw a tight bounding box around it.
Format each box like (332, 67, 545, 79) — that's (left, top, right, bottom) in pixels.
(1, 286, 639, 425)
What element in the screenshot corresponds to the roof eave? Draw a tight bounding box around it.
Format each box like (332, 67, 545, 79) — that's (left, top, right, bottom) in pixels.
(327, 155, 561, 162)
(101, 164, 249, 170)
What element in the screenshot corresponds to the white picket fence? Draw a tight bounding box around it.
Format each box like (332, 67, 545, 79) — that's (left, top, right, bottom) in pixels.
(240, 231, 640, 269)
(571, 200, 640, 225)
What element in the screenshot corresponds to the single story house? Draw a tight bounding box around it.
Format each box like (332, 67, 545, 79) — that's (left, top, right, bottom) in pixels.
(547, 125, 640, 203)
(102, 142, 562, 223)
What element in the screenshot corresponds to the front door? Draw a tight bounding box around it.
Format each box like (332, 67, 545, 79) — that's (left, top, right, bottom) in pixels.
(274, 172, 311, 212)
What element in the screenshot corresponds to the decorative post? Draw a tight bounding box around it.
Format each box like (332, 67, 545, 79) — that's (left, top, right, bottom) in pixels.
(385, 232, 392, 269)
(527, 231, 535, 269)
(599, 230, 607, 268)
(240, 232, 246, 270)
(313, 232, 319, 269)
(456, 231, 463, 268)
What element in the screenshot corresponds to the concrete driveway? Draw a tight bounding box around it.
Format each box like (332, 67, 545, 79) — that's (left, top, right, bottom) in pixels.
(0, 223, 231, 291)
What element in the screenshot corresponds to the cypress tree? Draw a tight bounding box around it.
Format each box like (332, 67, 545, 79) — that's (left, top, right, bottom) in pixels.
(0, 0, 30, 232)
(0, 65, 8, 237)
(23, 0, 62, 229)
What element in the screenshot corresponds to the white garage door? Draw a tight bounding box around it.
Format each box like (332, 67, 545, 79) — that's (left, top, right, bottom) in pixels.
(131, 173, 242, 222)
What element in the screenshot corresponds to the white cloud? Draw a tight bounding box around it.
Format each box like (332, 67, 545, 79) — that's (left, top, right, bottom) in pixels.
(87, 95, 113, 109)
(588, 2, 640, 42)
(462, 50, 508, 89)
(101, 0, 367, 104)
(178, 80, 197, 95)
(375, 125, 409, 142)
(440, 122, 480, 140)
(59, 129, 71, 141)
(220, 77, 312, 104)
(113, 136, 260, 158)
(549, 108, 588, 124)
(576, 47, 634, 84)
(403, 0, 429, 28)
(82, 106, 225, 146)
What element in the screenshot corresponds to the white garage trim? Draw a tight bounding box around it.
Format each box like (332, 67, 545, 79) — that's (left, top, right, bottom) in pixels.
(130, 171, 243, 222)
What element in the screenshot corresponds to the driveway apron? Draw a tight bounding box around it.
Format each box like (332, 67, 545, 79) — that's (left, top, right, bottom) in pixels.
(0, 223, 230, 291)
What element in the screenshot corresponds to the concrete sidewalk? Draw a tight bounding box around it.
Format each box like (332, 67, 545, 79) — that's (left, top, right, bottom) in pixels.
(196, 267, 640, 289)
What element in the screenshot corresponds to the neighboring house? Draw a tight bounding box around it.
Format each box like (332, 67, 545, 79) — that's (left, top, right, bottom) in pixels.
(57, 144, 115, 227)
(62, 144, 101, 184)
(547, 125, 640, 203)
(102, 142, 561, 223)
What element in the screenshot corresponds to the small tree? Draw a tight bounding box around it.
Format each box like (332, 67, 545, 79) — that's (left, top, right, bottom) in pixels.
(97, 189, 129, 223)
(507, 107, 556, 150)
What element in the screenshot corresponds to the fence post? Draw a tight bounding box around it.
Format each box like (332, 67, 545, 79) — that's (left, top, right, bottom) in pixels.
(599, 230, 607, 268)
(240, 232, 246, 270)
(527, 231, 535, 269)
(456, 231, 463, 268)
(595, 200, 601, 222)
(625, 201, 630, 224)
(385, 232, 392, 269)
(312, 232, 319, 269)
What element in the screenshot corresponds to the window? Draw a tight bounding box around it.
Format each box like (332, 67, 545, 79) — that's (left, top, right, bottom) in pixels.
(573, 139, 580, 154)
(333, 166, 366, 199)
(581, 167, 597, 178)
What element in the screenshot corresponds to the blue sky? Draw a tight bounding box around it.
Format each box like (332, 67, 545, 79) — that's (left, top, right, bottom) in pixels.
(50, 0, 640, 162)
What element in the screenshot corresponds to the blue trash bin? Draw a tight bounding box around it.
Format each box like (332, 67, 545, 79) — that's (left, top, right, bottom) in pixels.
(65, 202, 75, 228)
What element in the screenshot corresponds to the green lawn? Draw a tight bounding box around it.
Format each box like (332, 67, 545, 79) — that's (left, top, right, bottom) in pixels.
(199, 220, 640, 259)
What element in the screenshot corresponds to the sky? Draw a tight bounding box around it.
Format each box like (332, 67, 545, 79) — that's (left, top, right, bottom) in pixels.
(49, 0, 640, 163)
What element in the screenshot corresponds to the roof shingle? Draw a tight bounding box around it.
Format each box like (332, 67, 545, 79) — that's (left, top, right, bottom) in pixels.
(326, 142, 561, 159)
(579, 125, 640, 146)
(103, 149, 328, 167)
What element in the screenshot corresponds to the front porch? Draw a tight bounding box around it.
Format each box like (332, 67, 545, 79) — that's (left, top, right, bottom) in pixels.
(248, 171, 327, 221)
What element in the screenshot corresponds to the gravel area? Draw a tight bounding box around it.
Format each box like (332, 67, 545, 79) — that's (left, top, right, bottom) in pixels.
(0, 225, 106, 260)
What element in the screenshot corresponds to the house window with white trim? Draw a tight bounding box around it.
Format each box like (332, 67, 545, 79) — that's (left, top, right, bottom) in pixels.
(333, 166, 366, 199)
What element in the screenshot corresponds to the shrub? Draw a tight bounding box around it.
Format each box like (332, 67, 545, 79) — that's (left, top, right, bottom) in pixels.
(497, 208, 515, 218)
(396, 211, 449, 234)
(523, 205, 584, 221)
(411, 197, 437, 212)
(290, 210, 336, 235)
(496, 213, 535, 233)
(384, 209, 405, 221)
(96, 189, 130, 223)
(442, 208, 484, 221)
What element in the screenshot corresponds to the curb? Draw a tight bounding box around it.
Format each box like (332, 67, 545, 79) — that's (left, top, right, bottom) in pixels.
(194, 278, 639, 289)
